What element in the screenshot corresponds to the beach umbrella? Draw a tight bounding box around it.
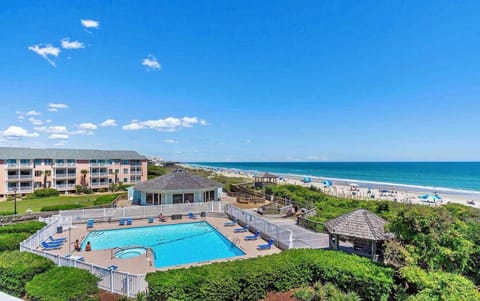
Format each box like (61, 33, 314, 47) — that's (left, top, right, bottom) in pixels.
(323, 180, 332, 187)
(419, 193, 442, 202)
(302, 177, 311, 183)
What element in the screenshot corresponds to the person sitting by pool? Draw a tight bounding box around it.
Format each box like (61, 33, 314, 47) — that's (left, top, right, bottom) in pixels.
(74, 239, 81, 252)
(85, 241, 92, 252)
(158, 213, 167, 222)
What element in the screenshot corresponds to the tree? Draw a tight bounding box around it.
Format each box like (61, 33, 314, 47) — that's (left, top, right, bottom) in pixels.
(42, 170, 51, 188)
(80, 169, 89, 187)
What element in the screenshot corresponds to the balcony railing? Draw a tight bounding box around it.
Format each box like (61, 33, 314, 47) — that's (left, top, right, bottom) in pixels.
(91, 173, 108, 177)
(55, 173, 76, 178)
(55, 184, 76, 189)
(91, 182, 109, 187)
(6, 164, 33, 169)
(90, 162, 106, 167)
(7, 186, 32, 192)
(19, 186, 33, 191)
(7, 175, 33, 180)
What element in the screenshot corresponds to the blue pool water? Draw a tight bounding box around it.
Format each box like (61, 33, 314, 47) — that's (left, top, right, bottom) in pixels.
(81, 222, 244, 268)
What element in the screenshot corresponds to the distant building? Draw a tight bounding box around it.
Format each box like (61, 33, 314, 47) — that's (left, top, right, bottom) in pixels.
(0, 147, 147, 197)
(129, 170, 223, 205)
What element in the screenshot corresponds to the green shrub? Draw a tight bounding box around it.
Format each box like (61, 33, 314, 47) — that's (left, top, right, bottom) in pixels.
(399, 266, 480, 300)
(93, 194, 119, 206)
(97, 188, 107, 193)
(0, 232, 31, 251)
(146, 249, 394, 301)
(40, 204, 84, 212)
(33, 188, 60, 198)
(0, 251, 54, 297)
(0, 211, 14, 216)
(0, 221, 46, 234)
(26, 266, 100, 301)
(293, 287, 315, 301)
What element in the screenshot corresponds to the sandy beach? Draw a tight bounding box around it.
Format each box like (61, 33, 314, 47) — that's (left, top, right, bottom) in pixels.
(187, 165, 480, 209)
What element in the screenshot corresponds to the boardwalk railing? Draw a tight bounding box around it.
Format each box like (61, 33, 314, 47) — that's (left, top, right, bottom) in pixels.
(225, 203, 293, 249)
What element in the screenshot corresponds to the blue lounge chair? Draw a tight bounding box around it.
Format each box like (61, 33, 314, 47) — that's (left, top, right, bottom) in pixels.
(188, 212, 197, 219)
(119, 218, 125, 226)
(107, 265, 118, 270)
(148, 217, 154, 223)
(234, 225, 248, 233)
(41, 241, 63, 249)
(244, 231, 260, 241)
(257, 238, 274, 250)
(49, 235, 67, 242)
(41, 243, 62, 250)
(126, 218, 132, 225)
(224, 218, 237, 227)
(87, 219, 94, 229)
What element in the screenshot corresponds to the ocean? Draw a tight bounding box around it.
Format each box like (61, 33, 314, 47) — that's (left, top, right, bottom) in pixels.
(191, 162, 480, 195)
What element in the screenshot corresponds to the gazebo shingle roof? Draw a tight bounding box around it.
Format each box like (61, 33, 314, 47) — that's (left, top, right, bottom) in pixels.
(324, 209, 390, 241)
(134, 171, 222, 192)
(256, 172, 278, 178)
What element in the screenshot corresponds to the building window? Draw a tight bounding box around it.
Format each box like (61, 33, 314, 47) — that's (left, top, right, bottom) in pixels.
(184, 193, 194, 203)
(35, 170, 42, 177)
(123, 168, 128, 174)
(173, 194, 183, 204)
(20, 159, 30, 165)
(34, 182, 42, 188)
(122, 160, 129, 165)
(45, 159, 52, 165)
(123, 178, 128, 183)
(34, 159, 43, 166)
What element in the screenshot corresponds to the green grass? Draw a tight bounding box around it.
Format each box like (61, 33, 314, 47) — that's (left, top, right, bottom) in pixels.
(0, 193, 122, 214)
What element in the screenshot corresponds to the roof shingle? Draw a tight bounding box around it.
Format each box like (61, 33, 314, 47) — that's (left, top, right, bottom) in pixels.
(0, 147, 146, 160)
(324, 209, 390, 241)
(134, 171, 222, 191)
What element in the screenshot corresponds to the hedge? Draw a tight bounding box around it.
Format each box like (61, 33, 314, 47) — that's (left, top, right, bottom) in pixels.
(93, 194, 119, 206)
(25, 266, 100, 301)
(0, 232, 32, 251)
(146, 249, 394, 301)
(0, 221, 46, 234)
(399, 266, 480, 301)
(33, 188, 60, 198)
(0, 251, 54, 297)
(40, 204, 84, 212)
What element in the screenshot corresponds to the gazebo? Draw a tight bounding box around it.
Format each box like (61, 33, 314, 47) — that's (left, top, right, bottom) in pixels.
(129, 170, 223, 205)
(324, 209, 393, 261)
(254, 172, 279, 188)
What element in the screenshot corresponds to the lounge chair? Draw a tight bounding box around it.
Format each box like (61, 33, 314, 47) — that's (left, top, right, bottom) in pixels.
(65, 255, 84, 261)
(148, 217, 154, 223)
(107, 265, 118, 270)
(188, 212, 197, 219)
(244, 231, 260, 241)
(257, 238, 274, 250)
(126, 218, 132, 225)
(41, 241, 63, 249)
(118, 218, 125, 226)
(224, 218, 237, 227)
(41, 244, 62, 250)
(86, 219, 94, 229)
(49, 236, 67, 242)
(234, 225, 248, 233)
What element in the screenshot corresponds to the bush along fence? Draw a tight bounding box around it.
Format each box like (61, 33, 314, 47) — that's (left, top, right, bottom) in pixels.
(146, 249, 395, 301)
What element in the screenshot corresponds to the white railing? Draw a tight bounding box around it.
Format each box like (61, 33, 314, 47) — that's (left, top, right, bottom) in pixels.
(58, 201, 225, 222)
(225, 203, 293, 249)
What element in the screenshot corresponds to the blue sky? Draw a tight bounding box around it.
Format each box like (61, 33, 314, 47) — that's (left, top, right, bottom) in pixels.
(1, 1, 480, 162)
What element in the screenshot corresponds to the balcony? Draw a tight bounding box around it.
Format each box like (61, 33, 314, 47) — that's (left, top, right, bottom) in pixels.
(7, 174, 33, 181)
(91, 173, 108, 177)
(90, 162, 106, 167)
(130, 170, 142, 175)
(55, 184, 76, 190)
(6, 164, 33, 169)
(91, 182, 108, 187)
(55, 173, 76, 179)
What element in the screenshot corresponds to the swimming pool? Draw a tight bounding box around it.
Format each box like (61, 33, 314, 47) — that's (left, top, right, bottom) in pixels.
(81, 222, 245, 268)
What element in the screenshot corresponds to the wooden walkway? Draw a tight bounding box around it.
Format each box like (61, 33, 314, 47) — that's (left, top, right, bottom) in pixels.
(245, 210, 330, 249)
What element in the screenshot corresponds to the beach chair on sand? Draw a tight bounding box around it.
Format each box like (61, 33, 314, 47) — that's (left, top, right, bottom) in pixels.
(234, 225, 248, 233)
(224, 218, 237, 227)
(244, 231, 260, 241)
(257, 238, 274, 250)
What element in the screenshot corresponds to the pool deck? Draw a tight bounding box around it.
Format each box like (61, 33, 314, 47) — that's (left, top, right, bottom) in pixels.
(41, 216, 280, 274)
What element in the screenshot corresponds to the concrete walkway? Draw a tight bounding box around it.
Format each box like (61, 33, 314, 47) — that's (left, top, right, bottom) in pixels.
(245, 209, 330, 249)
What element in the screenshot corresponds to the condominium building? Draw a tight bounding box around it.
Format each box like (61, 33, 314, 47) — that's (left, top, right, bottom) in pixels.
(0, 147, 147, 197)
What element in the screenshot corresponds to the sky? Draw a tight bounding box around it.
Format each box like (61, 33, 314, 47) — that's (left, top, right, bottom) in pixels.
(1, 1, 480, 162)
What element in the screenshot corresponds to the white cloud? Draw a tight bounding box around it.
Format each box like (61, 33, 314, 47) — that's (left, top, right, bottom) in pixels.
(48, 134, 69, 140)
(28, 44, 60, 67)
(54, 141, 65, 147)
(45, 119, 52, 123)
(2, 126, 39, 138)
(61, 38, 85, 49)
(122, 117, 207, 132)
(78, 123, 97, 130)
(81, 19, 99, 29)
(100, 119, 117, 127)
(48, 103, 68, 112)
(34, 125, 68, 134)
(28, 117, 43, 126)
(163, 139, 178, 144)
(26, 110, 41, 116)
(142, 55, 161, 71)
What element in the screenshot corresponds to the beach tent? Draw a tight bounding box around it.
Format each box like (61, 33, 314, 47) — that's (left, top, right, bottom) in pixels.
(302, 177, 311, 183)
(323, 180, 333, 187)
(419, 193, 442, 203)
